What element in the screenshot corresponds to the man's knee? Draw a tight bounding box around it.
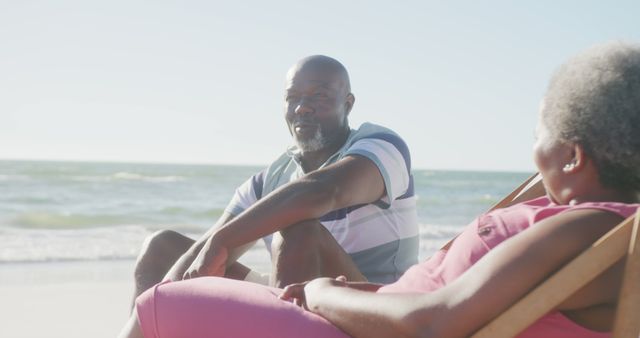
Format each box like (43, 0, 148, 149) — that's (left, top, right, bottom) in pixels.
(135, 230, 193, 271)
(271, 220, 331, 261)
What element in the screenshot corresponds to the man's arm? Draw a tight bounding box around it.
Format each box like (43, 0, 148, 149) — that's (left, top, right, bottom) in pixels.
(215, 154, 386, 247)
(184, 154, 387, 278)
(162, 212, 255, 281)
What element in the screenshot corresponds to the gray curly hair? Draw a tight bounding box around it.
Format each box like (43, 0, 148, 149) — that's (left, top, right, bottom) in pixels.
(542, 42, 640, 192)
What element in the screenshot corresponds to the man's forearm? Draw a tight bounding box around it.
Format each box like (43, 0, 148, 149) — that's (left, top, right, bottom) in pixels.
(213, 177, 336, 250)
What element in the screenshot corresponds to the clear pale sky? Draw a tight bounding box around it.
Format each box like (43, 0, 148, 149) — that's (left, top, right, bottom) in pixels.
(2, 1, 639, 171)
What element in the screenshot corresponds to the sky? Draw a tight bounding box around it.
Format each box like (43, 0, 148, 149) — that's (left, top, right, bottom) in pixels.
(1, 1, 639, 172)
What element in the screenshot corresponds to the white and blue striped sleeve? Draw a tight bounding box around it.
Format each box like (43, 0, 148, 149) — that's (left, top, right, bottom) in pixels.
(223, 170, 265, 216)
(343, 134, 411, 207)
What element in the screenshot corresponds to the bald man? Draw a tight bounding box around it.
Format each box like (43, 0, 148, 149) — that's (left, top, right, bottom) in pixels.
(131, 56, 419, 301)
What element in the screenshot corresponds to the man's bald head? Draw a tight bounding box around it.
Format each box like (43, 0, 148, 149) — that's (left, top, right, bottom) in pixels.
(286, 55, 351, 94)
(283, 55, 355, 156)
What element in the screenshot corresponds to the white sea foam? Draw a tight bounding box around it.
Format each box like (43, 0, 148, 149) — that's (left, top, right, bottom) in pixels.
(0, 225, 150, 262)
(418, 223, 464, 259)
(70, 175, 113, 182)
(0, 222, 460, 265)
(112, 172, 185, 182)
(65, 172, 187, 183)
(0, 174, 30, 181)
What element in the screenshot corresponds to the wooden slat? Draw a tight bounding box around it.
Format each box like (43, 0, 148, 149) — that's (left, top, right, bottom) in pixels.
(472, 214, 637, 338)
(612, 210, 640, 338)
(488, 173, 543, 211)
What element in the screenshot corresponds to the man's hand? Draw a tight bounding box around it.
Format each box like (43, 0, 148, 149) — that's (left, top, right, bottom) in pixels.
(183, 236, 228, 280)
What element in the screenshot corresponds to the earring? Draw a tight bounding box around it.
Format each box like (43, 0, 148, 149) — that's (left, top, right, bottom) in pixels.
(563, 163, 575, 172)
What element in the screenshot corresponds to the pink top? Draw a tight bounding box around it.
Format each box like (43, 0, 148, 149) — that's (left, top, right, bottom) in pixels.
(378, 196, 639, 337)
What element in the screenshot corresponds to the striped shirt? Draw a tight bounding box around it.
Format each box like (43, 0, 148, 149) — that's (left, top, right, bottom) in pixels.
(225, 122, 419, 283)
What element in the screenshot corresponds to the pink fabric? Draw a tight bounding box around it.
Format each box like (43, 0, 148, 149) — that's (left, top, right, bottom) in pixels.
(136, 197, 638, 338)
(136, 278, 349, 338)
(379, 196, 639, 337)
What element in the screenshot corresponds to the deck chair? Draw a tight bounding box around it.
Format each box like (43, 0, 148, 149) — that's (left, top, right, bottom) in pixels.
(488, 172, 546, 211)
(471, 205, 640, 337)
(438, 173, 638, 336)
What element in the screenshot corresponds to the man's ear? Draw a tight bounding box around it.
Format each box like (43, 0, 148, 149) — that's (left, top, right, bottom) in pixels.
(563, 143, 587, 173)
(345, 93, 355, 115)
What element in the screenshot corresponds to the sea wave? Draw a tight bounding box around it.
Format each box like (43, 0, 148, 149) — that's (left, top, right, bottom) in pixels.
(113, 171, 185, 182)
(5, 209, 212, 233)
(0, 225, 253, 263)
(8, 211, 147, 229)
(0, 174, 31, 182)
(417, 194, 498, 206)
(4, 196, 61, 205)
(155, 206, 226, 219)
(0, 222, 459, 263)
(418, 223, 463, 259)
(0, 225, 150, 262)
(112, 172, 185, 182)
(69, 172, 186, 183)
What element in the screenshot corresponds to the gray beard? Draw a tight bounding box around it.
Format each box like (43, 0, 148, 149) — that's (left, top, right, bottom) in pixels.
(294, 128, 326, 152)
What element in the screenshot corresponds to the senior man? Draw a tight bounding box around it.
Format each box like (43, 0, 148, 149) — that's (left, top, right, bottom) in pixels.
(132, 55, 419, 301)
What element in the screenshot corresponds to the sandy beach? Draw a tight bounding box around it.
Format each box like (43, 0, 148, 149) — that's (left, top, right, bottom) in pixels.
(0, 249, 275, 338)
(0, 260, 135, 338)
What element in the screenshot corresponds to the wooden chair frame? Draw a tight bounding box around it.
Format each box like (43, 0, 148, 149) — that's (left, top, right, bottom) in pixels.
(439, 172, 638, 337)
(471, 207, 640, 337)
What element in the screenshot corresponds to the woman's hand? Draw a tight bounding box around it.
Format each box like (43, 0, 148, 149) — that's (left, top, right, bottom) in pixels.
(280, 276, 347, 308)
(279, 280, 310, 308)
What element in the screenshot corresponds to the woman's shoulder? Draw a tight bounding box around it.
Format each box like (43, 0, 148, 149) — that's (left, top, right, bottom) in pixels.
(563, 200, 640, 219)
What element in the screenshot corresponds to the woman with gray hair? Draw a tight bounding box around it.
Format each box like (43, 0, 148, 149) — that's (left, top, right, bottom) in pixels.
(120, 42, 640, 338)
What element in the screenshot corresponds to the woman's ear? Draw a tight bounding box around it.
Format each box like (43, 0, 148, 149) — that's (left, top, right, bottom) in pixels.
(562, 144, 587, 173)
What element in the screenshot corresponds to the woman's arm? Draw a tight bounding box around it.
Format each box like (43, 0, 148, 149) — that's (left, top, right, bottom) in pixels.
(305, 209, 624, 338)
(304, 278, 438, 338)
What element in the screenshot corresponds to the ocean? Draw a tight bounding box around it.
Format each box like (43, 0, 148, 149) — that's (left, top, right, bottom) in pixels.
(0, 160, 530, 272)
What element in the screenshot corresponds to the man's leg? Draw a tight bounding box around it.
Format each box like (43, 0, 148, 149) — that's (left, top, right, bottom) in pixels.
(270, 220, 366, 288)
(132, 230, 194, 302)
(132, 230, 254, 306)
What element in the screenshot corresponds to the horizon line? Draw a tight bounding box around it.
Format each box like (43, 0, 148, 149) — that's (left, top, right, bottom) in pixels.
(0, 157, 533, 174)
